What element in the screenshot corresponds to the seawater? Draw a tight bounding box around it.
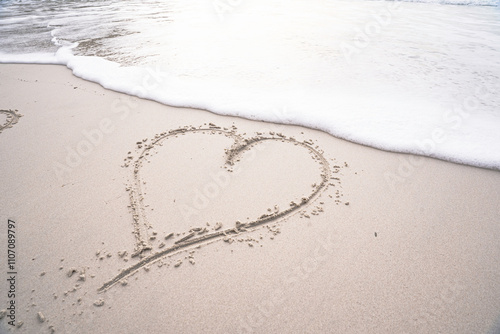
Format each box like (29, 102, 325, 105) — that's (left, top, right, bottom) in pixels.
(1, 0, 499, 169)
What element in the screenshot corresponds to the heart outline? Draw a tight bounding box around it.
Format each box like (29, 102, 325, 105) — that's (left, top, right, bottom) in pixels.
(99, 125, 334, 292)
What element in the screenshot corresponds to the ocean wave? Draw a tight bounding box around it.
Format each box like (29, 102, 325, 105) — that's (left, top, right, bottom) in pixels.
(374, 0, 498, 6)
(1, 0, 499, 170)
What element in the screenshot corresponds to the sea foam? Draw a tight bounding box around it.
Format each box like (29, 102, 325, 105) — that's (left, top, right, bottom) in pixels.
(1, 0, 499, 169)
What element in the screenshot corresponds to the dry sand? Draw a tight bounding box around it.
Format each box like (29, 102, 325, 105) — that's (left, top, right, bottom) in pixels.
(0, 64, 499, 333)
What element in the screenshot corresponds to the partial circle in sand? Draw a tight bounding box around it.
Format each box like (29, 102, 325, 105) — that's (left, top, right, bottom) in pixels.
(0, 109, 22, 134)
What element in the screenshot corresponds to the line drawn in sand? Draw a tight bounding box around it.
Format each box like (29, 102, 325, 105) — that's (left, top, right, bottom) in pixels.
(99, 124, 343, 293)
(0, 109, 23, 133)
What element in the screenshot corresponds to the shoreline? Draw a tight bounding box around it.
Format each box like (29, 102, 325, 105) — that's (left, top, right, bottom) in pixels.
(2, 56, 499, 172)
(0, 63, 499, 333)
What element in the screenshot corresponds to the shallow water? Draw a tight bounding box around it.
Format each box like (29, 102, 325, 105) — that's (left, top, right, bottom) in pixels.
(1, 0, 499, 168)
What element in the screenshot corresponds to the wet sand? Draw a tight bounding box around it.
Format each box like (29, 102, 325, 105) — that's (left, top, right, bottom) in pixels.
(0, 64, 499, 333)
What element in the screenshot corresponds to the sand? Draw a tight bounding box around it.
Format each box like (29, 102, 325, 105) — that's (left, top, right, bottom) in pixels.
(0, 63, 499, 333)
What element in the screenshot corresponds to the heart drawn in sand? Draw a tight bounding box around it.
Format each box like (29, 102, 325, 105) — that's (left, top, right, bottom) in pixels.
(0, 109, 22, 134)
(99, 124, 339, 292)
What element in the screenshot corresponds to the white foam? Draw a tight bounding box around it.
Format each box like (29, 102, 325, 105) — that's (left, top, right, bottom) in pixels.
(0, 51, 64, 64)
(392, 0, 498, 5)
(1, 0, 499, 170)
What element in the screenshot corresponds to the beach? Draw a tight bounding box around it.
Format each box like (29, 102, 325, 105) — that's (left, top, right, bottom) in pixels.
(0, 63, 499, 333)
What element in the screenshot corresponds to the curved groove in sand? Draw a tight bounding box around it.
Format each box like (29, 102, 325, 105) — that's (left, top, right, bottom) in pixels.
(0, 109, 22, 133)
(98, 126, 333, 293)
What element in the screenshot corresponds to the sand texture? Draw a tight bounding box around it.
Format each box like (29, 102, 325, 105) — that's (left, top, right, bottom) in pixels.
(0, 64, 499, 333)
